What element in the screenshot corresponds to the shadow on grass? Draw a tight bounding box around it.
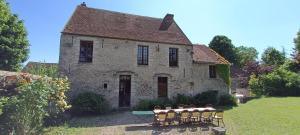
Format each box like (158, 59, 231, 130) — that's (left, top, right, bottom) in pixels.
(125, 123, 214, 135)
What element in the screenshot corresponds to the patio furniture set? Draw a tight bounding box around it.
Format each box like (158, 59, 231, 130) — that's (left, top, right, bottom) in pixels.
(153, 105, 225, 127)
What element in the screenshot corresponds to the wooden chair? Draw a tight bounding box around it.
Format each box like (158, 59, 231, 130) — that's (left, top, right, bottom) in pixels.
(201, 110, 213, 124)
(179, 110, 190, 124)
(166, 110, 177, 125)
(155, 112, 167, 126)
(178, 104, 184, 109)
(154, 105, 161, 110)
(183, 105, 190, 108)
(212, 110, 225, 127)
(189, 104, 196, 108)
(165, 106, 172, 110)
(190, 109, 201, 123)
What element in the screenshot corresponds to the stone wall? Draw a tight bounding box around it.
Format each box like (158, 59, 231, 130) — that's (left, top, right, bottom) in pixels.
(59, 34, 229, 108)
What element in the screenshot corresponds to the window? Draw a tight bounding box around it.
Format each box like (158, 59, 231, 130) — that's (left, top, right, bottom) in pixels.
(209, 65, 217, 78)
(79, 40, 93, 62)
(104, 83, 108, 89)
(137, 45, 148, 65)
(169, 48, 178, 67)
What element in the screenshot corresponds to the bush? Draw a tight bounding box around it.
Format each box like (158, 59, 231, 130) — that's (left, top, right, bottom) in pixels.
(249, 66, 300, 96)
(71, 92, 110, 115)
(194, 90, 218, 106)
(218, 94, 237, 106)
(172, 94, 195, 106)
(135, 98, 172, 111)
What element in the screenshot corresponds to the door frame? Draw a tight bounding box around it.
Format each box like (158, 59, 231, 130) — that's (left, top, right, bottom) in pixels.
(157, 77, 168, 98)
(119, 75, 131, 107)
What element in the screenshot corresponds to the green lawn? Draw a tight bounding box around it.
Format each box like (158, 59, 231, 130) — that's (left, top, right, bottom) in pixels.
(43, 97, 300, 135)
(224, 97, 300, 135)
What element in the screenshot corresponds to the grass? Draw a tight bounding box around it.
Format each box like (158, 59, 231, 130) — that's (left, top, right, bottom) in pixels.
(224, 97, 300, 135)
(43, 97, 300, 135)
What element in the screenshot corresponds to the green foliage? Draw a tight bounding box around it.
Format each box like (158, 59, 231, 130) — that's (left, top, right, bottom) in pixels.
(0, 97, 8, 115)
(249, 64, 300, 96)
(0, 76, 71, 134)
(216, 64, 231, 86)
(135, 91, 229, 110)
(26, 63, 58, 78)
(235, 46, 258, 67)
(0, 0, 29, 71)
(1, 78, 52, 135)
(218, 94, 237, 106)
(294, 29, 300, 51)
(209, 35, 237, 64)
(261, 47, 286, 66)
(194, 90, 219, 106)
(134, 98, 173, 111)
(71, 92, 110, 115)
(172, 94, 194, 105)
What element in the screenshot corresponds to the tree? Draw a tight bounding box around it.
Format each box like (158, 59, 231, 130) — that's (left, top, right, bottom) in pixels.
(235, 46, 258, 67)
(209, 35, 237, 64)
(261, 47, 285, 66)
(294, 29, 300, 62)
(0, 0, 29, 71)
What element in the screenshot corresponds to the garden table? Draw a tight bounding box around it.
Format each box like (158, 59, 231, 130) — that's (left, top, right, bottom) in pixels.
(153, 107, 216, 113)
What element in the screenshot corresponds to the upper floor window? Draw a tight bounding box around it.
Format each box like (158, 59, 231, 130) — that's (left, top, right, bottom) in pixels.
(79, 40, 93, 63)
(137, 45, 148, 65)
(209, 65, 217, 78)
(169, 48, 178, 67)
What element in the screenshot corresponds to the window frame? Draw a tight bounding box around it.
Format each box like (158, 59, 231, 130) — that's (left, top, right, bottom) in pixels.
(169, 48, 178, 67)
(209, 65, 217, 78)
(79, 40, 93, 63)
(137, 45, 149, 65)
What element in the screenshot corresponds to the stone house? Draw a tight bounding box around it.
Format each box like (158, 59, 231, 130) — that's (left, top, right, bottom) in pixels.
(59, 3, 230, 108)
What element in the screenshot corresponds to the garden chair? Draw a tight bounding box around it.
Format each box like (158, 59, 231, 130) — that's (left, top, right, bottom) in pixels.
(178, 104, 184, 109)
(155, 112, 167, 126)
(201, 110, 213, 124)
(212, 110, 225, 127)
(166, 110, 177, 125)
(189, 104, 196, 108)
(190, 109, 201, 124)
(179, 110, 190, 124)
(165, 106, 172, 110)
(183, 105, 190, 108)
(154, 105, 161, 110)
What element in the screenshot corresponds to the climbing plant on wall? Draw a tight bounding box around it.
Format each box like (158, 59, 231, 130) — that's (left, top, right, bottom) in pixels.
(216, 64, 231, 86)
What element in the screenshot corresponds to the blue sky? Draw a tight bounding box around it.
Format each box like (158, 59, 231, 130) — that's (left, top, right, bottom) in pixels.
(7, 0, 300, 64)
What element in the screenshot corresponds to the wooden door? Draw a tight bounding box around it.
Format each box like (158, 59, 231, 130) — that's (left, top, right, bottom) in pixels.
(119, 75, 131, 107)
(158, 77, 168, 98)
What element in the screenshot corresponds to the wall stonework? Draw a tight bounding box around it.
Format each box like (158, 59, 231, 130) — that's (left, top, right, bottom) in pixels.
(59, 34, 229, 108)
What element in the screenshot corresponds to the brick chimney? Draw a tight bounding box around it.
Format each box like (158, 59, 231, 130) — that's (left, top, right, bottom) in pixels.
(80, 2, 87, 7)
(159, 14, 174, 31)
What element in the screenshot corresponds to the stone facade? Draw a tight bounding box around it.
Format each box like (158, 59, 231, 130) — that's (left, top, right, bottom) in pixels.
(59, 34, 229, 108)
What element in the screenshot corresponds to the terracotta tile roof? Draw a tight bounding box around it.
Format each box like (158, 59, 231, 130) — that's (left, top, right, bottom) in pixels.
(62, 5, 192, 45)
(193, 44, 230, 64)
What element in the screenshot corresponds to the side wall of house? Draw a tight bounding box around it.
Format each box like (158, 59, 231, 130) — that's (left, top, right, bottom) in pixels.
(59, 34, 195, 108)
(191, 63, 229, 95)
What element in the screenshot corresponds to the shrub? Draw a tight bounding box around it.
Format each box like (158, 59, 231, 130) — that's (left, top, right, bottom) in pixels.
(249, 67, 300, 96)
(218, 94, 237, 106)
(172, 94, 194, 106)
(194, 90, 218, 106)
(71, 92, 110, 115)
(135, 98, 172, 111)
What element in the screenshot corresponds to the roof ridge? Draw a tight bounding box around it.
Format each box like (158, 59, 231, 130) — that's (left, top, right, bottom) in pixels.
(82, 6, 163, 21)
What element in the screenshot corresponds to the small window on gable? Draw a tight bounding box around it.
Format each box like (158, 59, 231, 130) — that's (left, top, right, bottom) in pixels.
(79, 40, 93, 63)
(209, 65, 217, 78)
(169, 48, 178, 67)
(103, 83, 108, 89)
